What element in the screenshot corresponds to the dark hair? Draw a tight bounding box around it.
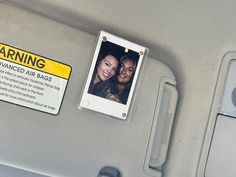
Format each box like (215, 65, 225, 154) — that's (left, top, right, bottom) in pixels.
(108, 55, 138, 104)
(92, 54, 118, 82)
(89, 54, 118, 95)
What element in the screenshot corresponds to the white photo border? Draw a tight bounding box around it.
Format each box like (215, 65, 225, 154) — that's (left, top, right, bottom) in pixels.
(79, 31, 147, 120)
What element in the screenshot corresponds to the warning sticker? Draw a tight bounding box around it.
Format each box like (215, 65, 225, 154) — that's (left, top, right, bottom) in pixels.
(0, 43, 71, 115)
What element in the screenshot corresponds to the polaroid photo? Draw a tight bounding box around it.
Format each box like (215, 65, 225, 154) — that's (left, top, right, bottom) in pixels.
(79, 31, 147, 120)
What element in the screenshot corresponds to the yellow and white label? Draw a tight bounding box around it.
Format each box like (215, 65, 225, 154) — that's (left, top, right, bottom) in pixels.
(0, 43, 71, 115)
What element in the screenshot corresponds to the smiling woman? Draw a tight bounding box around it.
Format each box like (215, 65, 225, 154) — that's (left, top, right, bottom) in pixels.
(107, 55, 138, 104)
(88, 54, 118, 94)
(94, 55, 118, 84)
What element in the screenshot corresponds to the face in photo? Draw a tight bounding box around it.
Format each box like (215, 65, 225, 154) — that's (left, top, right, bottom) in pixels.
(80, 31, 146, 119)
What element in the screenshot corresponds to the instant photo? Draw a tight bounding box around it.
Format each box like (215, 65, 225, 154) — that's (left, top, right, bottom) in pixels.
(79, 31, 147, 119)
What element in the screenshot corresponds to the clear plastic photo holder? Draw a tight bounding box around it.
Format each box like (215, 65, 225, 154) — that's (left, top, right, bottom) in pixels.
(79, 31, 148, 120)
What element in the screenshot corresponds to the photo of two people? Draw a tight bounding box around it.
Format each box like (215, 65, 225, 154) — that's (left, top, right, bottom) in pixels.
(88, 41, 139, 105)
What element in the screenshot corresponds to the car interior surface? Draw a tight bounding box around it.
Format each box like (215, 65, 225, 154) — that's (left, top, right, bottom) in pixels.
(1, 0, 236, 177)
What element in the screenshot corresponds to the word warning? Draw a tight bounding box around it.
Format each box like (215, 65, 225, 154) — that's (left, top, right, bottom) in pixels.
(0, 43, 71, 115)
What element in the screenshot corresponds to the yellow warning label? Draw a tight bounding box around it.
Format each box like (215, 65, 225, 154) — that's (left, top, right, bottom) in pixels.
(0, 43, 71, 79)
